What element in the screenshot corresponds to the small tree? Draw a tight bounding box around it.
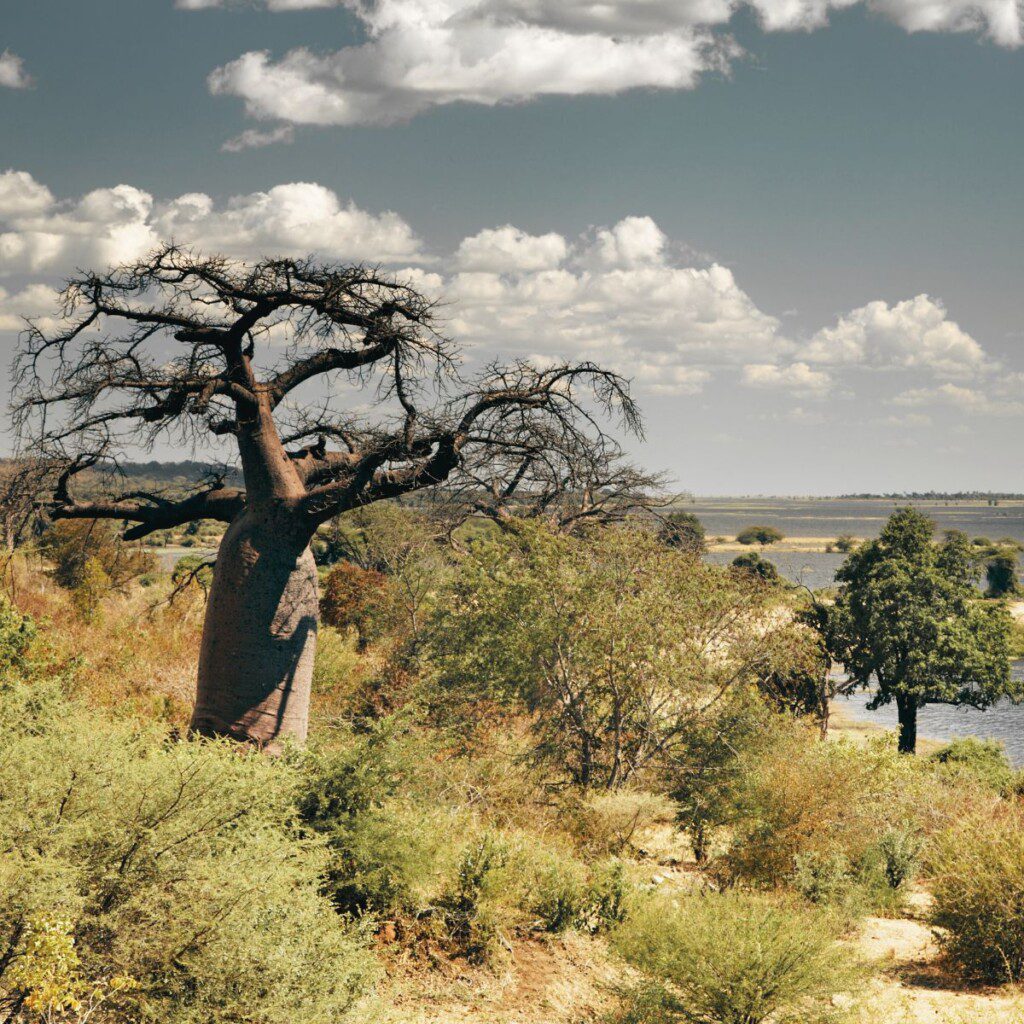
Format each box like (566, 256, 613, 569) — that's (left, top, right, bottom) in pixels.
(658, 511, 706, 554)
(985, 551, 1019, 598)
(736, 525, 783, 545)
(432, 523, 786, 789)
(821, 507, 1017, 754)
(730, 551, 780, 584)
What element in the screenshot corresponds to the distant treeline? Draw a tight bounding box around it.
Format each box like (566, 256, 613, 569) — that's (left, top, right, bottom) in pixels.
(837, 492, 1024, 501)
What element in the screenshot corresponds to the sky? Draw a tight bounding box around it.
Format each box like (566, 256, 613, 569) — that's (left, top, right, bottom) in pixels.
(1, 0, 1022, 494)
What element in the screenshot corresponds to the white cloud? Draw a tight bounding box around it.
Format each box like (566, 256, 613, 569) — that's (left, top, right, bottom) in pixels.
(200, 0, 1022, 129)
(893, 382, 1024, 417)
(0, 51, 33, 90)
(0, 172, 421, 273)
(742, 361, 833, 394)
(1, 170, 1012, 406)
(801, 294, 988, 377)
(221, 125, 296, 152)
(455, 225, 568, 272)
(0, 282, 60, 331)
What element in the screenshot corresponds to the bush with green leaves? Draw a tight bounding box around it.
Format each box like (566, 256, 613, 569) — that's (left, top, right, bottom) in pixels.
(0, 595, 37, 675)
(931, 736, 1018, 795)
(431, 522, 797, 789)
(929, 804, 1024, 983)
(529, 856, 629, 934)
(658, 512, 706, 554)
(0, 678, 374, 1024)
(735, 525, 784, 545)
(297, 718, 444, 918)
(717, 727, 943, 889)
(729, 551, 781, 584)
(611, 891, 858, 1024)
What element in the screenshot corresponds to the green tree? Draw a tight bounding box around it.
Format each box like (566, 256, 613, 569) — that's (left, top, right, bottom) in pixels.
(658, 511, 706, 554)
(432, 523, 791, 789)
(821, 507, 1017, 754)
(736, 525, 783, 545)
(985, 550, 1019, 598)
(730, 551, 781, 584)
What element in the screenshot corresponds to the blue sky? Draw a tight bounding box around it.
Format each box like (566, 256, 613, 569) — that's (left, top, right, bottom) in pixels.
(2, 0, 1023, 493)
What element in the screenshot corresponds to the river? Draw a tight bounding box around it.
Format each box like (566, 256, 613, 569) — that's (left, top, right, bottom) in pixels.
(835, 662, 1024, 766)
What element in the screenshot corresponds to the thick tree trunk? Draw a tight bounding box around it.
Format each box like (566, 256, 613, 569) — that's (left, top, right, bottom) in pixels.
(895, 694, 918, 754)
(190, 505, 318, 751)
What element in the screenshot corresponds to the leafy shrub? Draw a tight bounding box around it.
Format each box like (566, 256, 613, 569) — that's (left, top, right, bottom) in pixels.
(929, 804, 1024, 983)
(39, 519, 155, 593)
(311, 626, 363, 697)
(986, 552, 1019, 597)
(0, 596, 37, 675)
(437, 835, 509, 962)
(320, 562, 392, 648)
(612, 891, 858, 1024)
(530, 857, 629, 934)
(834, 535, 857, 553)
(736, 525, 784, 545)
(564, 790, 674, 855)
(874, 825, 923, 892)
(718, 728, 941, 888)
(792, 850, 856, 907)
(297, 719, 440, 917)
(931, 736, 1018, 795)
(432, 523, 790, 789)
(658, 512, 706, 554)
(0, 679, 374, 1023)
(730, 551, 780, 583)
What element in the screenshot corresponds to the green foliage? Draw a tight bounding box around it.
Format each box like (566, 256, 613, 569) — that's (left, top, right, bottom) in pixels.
(729, 551, 781, 584)
(669, 691, 775, 864)
(834, 535, 857, 553)
(530, 857, 629, 934)
(820, 507, 1017, 753)
(70, 555, 111, 621)
(39, 519, 155, 593)
(931, 736, 1018, 795)
(986, 551, 1020, 597)
(0, 679, 374, 1024)
(319, 562, 393, 648)
(437, 835, 509, 963)
(736, 525, 784, 545)
(658, 512, 706, 554)
(297, 719, 440, 918)
(929, 805, 1024, 983)
(612, 891, 857, 1024)
(431, 522, 788, 789)
(0, 595, 37, 676)
(717, 727, 936, 888)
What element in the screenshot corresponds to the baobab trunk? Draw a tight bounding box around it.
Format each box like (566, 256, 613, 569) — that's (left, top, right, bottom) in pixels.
(190, 504, 318, 751)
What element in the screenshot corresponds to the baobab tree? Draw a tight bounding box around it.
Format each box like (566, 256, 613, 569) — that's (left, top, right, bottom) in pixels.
(12, 246, 639, 749)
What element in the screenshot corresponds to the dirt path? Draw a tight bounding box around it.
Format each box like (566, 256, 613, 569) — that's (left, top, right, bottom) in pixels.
(855, 895, 1024, 1023)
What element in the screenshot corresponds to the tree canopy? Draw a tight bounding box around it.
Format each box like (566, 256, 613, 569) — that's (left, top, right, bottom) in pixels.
(821, 507, 1017, 753)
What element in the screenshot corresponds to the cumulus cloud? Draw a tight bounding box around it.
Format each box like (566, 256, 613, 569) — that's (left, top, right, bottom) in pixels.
(455, 225, 568, 273)
(741, 361, 833, 394)
(0, 51, 33, 89)
(198, 0, 1022, 129)
(801, 294, 989, 377)
(0, 169, 1009, 404)
(0, 171, 421, 273)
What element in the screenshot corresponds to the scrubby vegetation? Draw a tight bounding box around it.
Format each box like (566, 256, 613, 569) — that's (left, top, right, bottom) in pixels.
(1, 501, 1023, 1023)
